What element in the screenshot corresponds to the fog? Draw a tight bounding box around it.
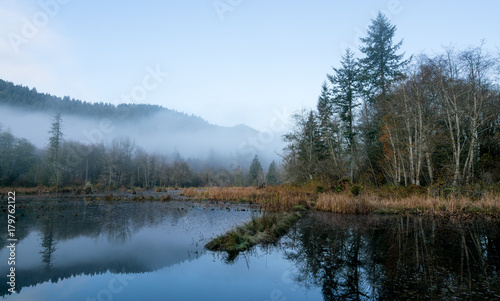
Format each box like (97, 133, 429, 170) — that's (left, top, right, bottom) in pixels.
(0, 105, 284, 169)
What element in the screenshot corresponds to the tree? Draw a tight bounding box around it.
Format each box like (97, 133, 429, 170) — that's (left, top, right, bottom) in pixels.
(171, 160, 192, 187)
(357, 12, 410, 184)
(316, 82, 344, 179)
(233, 165, 245, 187)
(266, 160, 279, 185)
(104, 137, 135, 188)
(328, 48, 361, 180)
(359, 12, 410, 100)
(48, 113, 63, 187)
(430, 46, 497, 186)
(282, 109, 321, 182)
(248, 155, 264, 186)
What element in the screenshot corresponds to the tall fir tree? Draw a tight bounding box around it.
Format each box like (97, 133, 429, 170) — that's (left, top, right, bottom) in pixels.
(359, 12, 410, 101)
(358, 12, 409, 184)
(316, 82, 334, 161)
(328, 48, 360, 180)
(48, 113, 63, 187)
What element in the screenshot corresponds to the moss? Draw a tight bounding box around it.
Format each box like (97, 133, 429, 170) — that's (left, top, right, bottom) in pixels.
(374, 208, 399, 215)
(205, 212, 302, 253)
(291, 204, 307, 212)
(465, 206, 488, 213)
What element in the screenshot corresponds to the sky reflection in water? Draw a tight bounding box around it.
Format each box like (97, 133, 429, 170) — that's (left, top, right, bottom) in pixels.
(1, 199, 499, 300)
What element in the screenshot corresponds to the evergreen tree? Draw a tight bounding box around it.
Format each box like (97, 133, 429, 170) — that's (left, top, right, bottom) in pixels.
(328, 48, 360, 180)
(359, 12, 410, 101)
(266, 160, 279, 185)
(316, 82, 344, 178)
(48, 113, 63, 187)
(248, 155, 264, 186)
(316, 82, 333, 159)
(358, 12, 409, 184)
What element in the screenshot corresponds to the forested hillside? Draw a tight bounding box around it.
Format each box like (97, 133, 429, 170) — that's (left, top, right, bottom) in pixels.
(0, 80, 281, 189)
(0, 78, 208, 126)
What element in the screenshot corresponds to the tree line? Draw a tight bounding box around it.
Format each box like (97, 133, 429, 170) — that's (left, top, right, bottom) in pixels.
(282, 12, 500, 189)
(0, 115, 281, 189)
(0, 78, 207, 123)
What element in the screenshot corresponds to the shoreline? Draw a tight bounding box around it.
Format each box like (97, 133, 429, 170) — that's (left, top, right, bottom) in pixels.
(1, 185, 499, 219)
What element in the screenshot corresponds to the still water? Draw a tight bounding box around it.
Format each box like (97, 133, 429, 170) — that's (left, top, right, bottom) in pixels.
(1, 198, 499, 300)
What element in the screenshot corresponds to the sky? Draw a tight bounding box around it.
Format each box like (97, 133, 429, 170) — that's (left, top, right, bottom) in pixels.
(0, 0, 498, 131)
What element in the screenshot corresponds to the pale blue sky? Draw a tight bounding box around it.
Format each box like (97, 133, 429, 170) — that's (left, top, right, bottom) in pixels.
(1, 0, 498, 130)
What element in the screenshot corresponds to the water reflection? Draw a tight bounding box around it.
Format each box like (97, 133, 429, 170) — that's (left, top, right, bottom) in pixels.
(39, 218, 56, 270)
(284, 213, 500, 300)
(0, 199, 255, 297)
(1, 198, 499, 300)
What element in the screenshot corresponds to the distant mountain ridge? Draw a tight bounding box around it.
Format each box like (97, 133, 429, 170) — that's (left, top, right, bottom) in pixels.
(0, 78, 228, 129)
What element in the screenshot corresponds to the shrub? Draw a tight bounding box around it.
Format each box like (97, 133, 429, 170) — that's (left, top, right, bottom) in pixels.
(351, 184, 362, 196)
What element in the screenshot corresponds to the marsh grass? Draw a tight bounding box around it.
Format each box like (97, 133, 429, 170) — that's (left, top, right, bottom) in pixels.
(185, 183, 500, 216)
(205, 212, 301, 253)
(315, 191, 500, 215)
(185, 185, 316, 212)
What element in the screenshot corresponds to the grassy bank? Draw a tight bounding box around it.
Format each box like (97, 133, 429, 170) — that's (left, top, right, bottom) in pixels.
(183, 185, 317, 212)
(184, 183, 500, 217)
(205, 211, 302, 253)
(3, 182, 499, 217)
(315, 192, 500, 215)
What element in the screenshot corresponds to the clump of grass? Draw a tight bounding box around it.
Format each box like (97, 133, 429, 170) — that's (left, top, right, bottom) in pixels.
(205, 212, 302, 253)
(180, 187, 198, 197)
(161, 195, 173, 201)
(316, 193, 376, 214)
(291, 204, 307, 212)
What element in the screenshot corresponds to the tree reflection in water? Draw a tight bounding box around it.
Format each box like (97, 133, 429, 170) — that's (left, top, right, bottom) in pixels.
(40, 216, 57, 270)
(284, 213, 500, 300)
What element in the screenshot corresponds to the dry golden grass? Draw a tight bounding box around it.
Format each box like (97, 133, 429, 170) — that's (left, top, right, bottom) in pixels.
(315, 193, 377, 214)
(188, 185, 317, 212)
(184, 184, 500, 215)
(315, 191, 500, 215)
(180, 187, 198, 197)
(0, 186, 53, 195)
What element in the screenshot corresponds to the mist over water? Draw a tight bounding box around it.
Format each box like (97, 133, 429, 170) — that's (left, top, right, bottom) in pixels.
(0, 105, 284, 168)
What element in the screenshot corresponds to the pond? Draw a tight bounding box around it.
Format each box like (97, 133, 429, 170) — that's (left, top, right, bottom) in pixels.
(1, 198, 499, 300)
